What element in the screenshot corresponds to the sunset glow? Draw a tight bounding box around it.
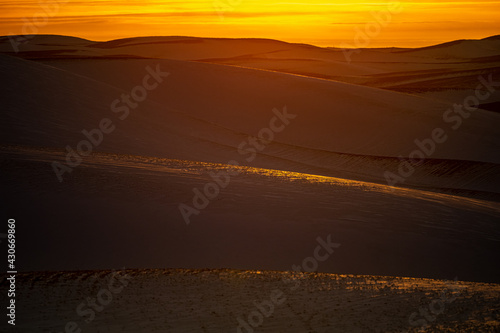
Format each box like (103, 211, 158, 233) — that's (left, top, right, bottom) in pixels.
(1, 0, 500, 47)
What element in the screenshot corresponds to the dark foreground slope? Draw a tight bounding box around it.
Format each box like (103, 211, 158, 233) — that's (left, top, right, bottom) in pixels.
(2, 269, 499, 332)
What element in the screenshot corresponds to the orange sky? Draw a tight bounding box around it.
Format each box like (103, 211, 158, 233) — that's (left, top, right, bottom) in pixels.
(1, 0, 499, 47)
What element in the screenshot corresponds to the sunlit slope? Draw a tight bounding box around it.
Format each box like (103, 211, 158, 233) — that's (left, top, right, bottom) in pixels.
(2, 147, 499, 282)
(1, 54, 500, 196)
